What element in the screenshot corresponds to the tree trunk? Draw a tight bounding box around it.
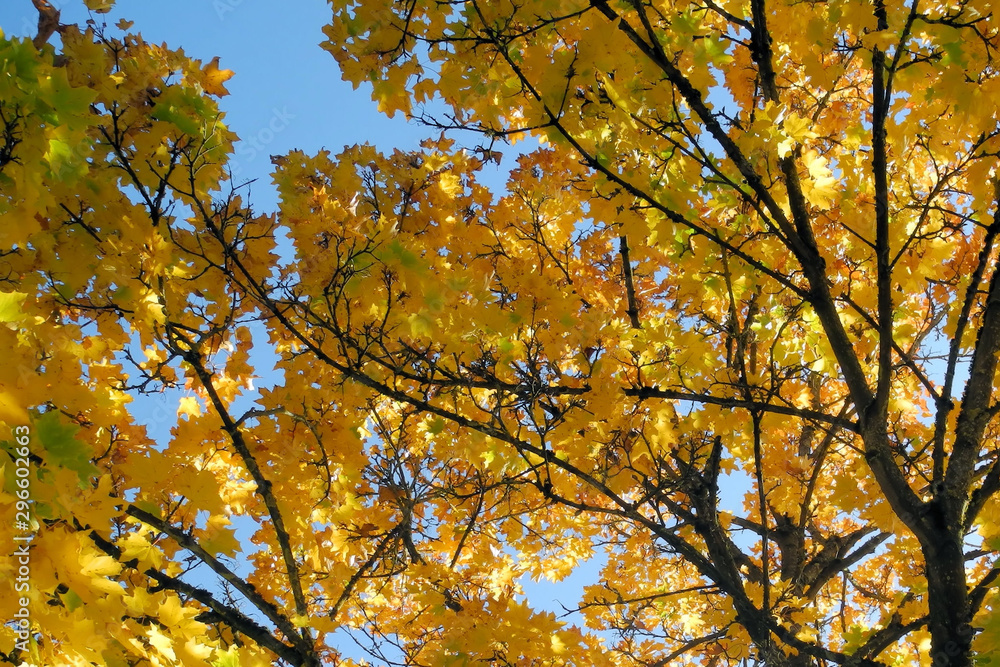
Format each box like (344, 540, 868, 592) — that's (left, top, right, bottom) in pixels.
(924, 532, 973, 667)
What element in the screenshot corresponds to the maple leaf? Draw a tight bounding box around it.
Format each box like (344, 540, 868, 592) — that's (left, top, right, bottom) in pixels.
(201, 56, 235, 97)
(0, 292, 27, 323)
(35, 412, 98, 483)
(83, 0, 114, 12)
(6, 2, 1000, 666)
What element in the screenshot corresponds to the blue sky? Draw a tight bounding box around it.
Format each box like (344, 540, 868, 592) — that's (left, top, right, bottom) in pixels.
(0, 0, 599, 641)
(1, 0, 436, 209)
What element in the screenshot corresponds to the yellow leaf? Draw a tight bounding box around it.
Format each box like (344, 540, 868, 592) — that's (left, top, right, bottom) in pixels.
(84, 0, 115, 12)
(778, 114, 817, 157)
(179, 638, 214, 662)
(201, 515, 241, 557)
(80, 553, 121, 578)
(202, 56, 235, 97)
(0, 292, 27, 323)
(119, 531, 164, 569)
(0, 391, 29, 424)
(177, 396, 202, 419)
(147, 625, 176, 661)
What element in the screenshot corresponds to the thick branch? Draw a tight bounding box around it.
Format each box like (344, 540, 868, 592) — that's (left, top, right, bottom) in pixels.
(87, 528, 306, 666)
(939, 196, 1000, 493)
(124, 505, 307, 653)
(619, 235, 642, 329)
(171, 335, 315, 653)
(946, 196, 1000, 523)
(871, 0, 894, 422)
(625, 385, 859, 432)
(31, 0, 60, 49)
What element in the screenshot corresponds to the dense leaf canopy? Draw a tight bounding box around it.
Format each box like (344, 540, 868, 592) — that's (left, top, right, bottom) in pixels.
(2, 0, 1000, 665)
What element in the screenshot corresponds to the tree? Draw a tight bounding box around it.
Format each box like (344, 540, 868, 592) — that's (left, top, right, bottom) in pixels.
(1, 0, 1000, 664)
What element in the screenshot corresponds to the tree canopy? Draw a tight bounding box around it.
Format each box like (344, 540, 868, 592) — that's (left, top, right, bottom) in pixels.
(2, 0, 1000, 665)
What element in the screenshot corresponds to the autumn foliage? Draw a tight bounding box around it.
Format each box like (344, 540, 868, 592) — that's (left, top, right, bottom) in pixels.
(2, 0, 1000, 665)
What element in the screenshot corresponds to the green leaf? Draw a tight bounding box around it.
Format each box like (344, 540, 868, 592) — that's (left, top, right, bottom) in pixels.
(35, 411, 98, 483)
(695, 36, 732, 66)
(132, 499, 162, 519)
(386, 238, 422, 270)
(974, 603, 1000, 663)
(673, 10, 700, 35)
(150, 88, 208, 136)
(0, 37, 38, 84)
(841, 625, 869, 653)
(151, 101, 202, 135)
(46, 137, 90, 182)
(62, 588, 83, 611)
(44, 68, 98, 127)
(942, 40, 967, 67)
(423, 289, 444, 311)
